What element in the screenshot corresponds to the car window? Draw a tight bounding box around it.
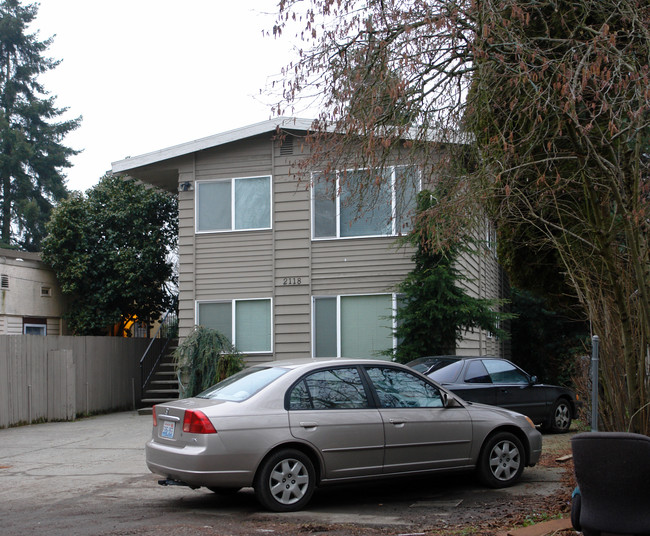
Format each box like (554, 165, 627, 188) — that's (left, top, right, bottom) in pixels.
(366, 367, 443, 408)
(464, 360, 492, 384)
(197, 366, 289, 401)
(428, 359, 464, 383)
(483, 359, 529, 384)
(408, 359, 431, 373)
(288, 367, 369, 410)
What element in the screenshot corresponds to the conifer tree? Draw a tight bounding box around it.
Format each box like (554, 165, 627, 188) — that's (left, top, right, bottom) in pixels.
(391, 190, 506, 362)
(0, 0, 79, 250)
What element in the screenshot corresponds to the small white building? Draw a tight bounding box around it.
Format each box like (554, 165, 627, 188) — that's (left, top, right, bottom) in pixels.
(0, 248, 66, 335)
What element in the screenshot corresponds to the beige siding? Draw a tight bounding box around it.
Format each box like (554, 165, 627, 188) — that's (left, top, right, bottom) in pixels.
(46, 318, 61, 336)
(312, 239, 413, 295)
(271, 149, 312, 358)
(0, 315, 22, 335)
(455, 219, 509, 357)
(195, 232, 274, 297)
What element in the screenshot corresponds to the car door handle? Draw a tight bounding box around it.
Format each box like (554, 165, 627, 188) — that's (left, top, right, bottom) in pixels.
(389, 418, 406, 426)
(299, 421, 318, 429)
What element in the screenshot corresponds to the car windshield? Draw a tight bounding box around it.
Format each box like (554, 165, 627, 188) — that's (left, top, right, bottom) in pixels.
(197, 366, 289, 402)
(427, 359, 464, 383)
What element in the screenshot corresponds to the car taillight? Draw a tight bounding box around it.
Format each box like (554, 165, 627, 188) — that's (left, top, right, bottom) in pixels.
(152, 405, 157, 427)
(182, 409, 217, 434)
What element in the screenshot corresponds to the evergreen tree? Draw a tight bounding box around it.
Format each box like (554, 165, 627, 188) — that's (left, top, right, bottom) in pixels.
(0, 0, 79, 251)
(391, 190, 506, 363)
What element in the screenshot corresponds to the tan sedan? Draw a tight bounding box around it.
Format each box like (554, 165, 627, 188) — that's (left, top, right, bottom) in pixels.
(146, 358, 542, 511)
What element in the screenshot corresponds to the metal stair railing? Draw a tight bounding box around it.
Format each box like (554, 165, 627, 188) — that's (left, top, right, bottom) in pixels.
(140, 297, 178, 392)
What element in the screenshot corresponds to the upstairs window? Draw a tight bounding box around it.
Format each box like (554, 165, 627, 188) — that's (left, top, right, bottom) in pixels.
(312, 166, 419, 239)
(196, 176, 271, 233)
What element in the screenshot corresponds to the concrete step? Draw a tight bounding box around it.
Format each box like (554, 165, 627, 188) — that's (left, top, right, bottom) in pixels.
(150, 379, 178, 386)
(140, 397, 179, 405)
(152, 369, 176, 376)
(152, 371, 176, 378)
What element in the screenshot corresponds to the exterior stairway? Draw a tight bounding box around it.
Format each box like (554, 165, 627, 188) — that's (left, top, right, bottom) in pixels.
(138, 299, 180, 415)
(140, 340, 179, 409)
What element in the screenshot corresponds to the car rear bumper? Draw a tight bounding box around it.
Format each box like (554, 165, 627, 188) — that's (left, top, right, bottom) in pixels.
(145, 439, 255, 488)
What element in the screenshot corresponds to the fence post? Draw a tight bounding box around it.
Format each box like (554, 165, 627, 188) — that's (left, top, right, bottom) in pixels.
(591, 335, 600, 432)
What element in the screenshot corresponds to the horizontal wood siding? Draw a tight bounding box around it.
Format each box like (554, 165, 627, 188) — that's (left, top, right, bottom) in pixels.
(455, 224, 509, 357)
(177, 136, 275, 338)
(272, 149, 312, 358)
(46, 318, 60, 336)
(194, 138, 272, 180)
(0, 315, 23, 334)
(311, 239, 413, 295)
(195, 232, 273, 297)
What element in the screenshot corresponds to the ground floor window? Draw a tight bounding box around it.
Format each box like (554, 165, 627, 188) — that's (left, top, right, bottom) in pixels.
(196, 299, 272, 353)
(23, 317, 47, 335)
(312, 294, 396, 359)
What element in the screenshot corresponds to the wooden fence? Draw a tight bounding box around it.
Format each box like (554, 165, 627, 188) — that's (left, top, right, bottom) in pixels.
(0, 335, 165, 428)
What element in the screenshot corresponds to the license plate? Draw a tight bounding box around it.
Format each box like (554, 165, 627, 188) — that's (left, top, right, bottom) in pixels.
(161, 421, 175, 439)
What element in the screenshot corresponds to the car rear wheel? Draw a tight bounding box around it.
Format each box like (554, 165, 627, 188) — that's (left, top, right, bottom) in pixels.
(478, 432, 524, 488)
(254, 449, 315, 512)
(548, 399, 572, 433)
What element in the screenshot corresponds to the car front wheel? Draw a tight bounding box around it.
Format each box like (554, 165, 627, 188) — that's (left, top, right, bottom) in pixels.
(478, 432, 525, 488)
(548, 399, 572, 433)
(254, 449, 316, 512)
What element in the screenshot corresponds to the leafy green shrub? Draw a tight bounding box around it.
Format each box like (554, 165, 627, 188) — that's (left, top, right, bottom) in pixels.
(174, 326, 245, 397)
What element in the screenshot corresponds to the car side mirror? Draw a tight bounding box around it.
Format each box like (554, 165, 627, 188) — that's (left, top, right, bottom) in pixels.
(442, 392, 462, 408)
(529, 375, 538, 385)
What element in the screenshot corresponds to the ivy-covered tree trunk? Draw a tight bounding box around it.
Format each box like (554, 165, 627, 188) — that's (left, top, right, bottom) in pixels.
(0, 0, 79, 250)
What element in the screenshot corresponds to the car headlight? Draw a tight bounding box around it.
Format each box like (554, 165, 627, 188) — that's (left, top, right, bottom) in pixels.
(524, 416, 536, 429)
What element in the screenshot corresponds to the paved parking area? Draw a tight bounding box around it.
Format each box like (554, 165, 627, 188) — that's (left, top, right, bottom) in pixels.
(0, 412, 568, 535)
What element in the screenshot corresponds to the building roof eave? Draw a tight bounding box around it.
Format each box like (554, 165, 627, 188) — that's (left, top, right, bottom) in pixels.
(111, 116, 316, 175)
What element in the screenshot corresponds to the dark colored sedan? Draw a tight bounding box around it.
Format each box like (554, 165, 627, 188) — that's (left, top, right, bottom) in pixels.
(407, 356, 579, 433)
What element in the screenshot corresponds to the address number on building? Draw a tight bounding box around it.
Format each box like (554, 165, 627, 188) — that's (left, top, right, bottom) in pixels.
(281, 277, 306, 286)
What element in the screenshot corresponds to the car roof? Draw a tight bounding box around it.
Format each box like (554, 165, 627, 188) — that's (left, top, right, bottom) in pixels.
(412, 355, 504, 363)
(257, 357, 402, 370)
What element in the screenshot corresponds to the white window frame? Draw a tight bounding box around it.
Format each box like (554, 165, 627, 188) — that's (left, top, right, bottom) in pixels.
(24, 323, 46, 335)
(195, 175, 272, 234)
(195, 298, 273, 354)
(485, 217, 497, 254)
(311, 293, 398, 358)
(311, 166, 420, 240)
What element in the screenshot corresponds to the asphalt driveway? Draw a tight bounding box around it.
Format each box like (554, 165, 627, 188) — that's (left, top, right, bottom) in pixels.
(0, 411, 569, 536)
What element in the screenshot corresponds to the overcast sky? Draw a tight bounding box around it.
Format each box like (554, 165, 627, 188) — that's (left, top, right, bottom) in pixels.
(34, 1, 302, 192)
